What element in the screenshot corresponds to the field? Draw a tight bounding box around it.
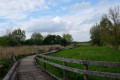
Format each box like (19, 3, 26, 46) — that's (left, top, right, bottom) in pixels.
(38, 45, 120, 80)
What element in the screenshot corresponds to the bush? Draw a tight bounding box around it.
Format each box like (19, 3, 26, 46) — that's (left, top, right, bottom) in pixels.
(0, 59, 12, 80)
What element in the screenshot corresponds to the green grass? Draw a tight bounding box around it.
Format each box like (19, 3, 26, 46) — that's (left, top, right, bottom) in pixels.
(38, 45, 120, 80)
(50, 45, 120, 62)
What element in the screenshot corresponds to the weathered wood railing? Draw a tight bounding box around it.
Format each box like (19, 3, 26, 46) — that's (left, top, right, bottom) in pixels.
(36, 54, 120, 80)
(3, 55, 18, 80)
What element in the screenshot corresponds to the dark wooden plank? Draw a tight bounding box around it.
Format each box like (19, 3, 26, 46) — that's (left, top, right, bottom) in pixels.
(44, 57, 46, 70)
(63, 61, 67, 80)
(37, 54, 120, 67)
(42, 50, 60, 55)
(36, 57, 120, 79)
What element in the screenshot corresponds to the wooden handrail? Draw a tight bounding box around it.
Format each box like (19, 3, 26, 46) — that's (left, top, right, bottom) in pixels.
(3, 55, 18, 80)
(37, 54, 120, 67)
(36, 54, 120, 80)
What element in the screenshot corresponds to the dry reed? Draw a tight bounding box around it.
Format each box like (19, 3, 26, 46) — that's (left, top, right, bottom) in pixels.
(0, 45, 63, 59)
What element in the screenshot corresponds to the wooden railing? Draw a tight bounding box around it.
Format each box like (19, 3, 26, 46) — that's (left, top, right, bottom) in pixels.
(36, 54, 120, 80)
(3, 55, 18, 80)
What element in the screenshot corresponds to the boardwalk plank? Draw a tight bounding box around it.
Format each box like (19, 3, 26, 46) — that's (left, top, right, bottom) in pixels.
(17, 55, 54, 80)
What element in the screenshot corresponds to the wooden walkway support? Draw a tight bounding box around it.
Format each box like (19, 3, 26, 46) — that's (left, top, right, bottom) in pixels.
(36, 54, 120, 80)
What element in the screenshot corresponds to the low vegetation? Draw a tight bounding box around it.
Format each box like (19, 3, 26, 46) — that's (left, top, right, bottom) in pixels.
(38, 45, 120, 80)
(0, 59, 12, 80)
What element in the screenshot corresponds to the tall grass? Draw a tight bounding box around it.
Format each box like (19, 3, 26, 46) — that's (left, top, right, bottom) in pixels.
(0, 46, 38, 59)
(0, 45, 63, 59)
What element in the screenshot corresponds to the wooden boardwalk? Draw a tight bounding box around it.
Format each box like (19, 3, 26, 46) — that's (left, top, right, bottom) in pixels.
(17, 55, 54, 80)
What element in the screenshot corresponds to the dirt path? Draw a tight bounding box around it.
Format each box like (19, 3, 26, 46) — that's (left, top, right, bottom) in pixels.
(17, 55, 54, 80)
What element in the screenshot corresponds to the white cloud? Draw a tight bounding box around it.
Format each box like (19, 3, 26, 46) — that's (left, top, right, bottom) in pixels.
(11, 0, 120, 41)
(16, 17, 67, 33)
(48, 0, 57, 7)
(0, 0, 48, 20)
(52, 16, 64, 23)
(72, 2, 90, 11)
(0, 0, 120, 42)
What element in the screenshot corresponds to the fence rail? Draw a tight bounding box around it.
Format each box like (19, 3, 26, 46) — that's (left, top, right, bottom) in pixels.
(36, 54, 120, 80)
(3, 55, 18, 80)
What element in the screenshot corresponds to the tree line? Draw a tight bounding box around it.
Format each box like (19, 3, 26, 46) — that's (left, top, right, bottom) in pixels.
(0, 28, 73, 46)
(90, 6, 120, 49)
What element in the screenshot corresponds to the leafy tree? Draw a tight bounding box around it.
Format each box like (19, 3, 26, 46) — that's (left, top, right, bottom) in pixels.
(55, 35, 63, 44)
(61, 38, 68, 46)
(10, 28, 26, 44)
(62, 34, 73, 45)
(43, 35, 62, 45)
(30, 32, 43, 45)
(90, 24, 101, 45)
(0, 36, 10, 46)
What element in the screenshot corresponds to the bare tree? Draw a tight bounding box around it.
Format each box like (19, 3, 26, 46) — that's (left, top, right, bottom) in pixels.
(5, 27, 13, 36)
(109, 6, 120, 48)
(100, 6, 120, 48)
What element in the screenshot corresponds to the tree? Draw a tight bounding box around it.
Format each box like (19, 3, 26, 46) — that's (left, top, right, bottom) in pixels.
(100, 6, 120, 48)
(30, 32, 43, 45)
(0, 36, 10, 46)
(62, 34, 73, 44)
(90, 24, 101, 45)
(10, 28, 26, 45)
(0, 28, 26, 46)
(43, 35, 62, 45)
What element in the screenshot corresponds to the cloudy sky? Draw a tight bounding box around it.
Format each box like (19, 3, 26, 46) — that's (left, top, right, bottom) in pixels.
(0, 0, 120, 42)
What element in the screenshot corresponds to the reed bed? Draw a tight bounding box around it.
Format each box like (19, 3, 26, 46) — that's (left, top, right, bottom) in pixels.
(0, 45, 63, 60)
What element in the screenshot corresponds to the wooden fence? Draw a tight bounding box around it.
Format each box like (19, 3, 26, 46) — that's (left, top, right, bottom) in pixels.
(36, 54, 120, 80)
(3, 55, 18, 80)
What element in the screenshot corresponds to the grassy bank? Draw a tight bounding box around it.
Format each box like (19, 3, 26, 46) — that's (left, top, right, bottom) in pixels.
(38, 45, 120, 80)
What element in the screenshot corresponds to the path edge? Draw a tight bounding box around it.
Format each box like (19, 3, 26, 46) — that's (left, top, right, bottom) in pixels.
(34, 57, 61, 80)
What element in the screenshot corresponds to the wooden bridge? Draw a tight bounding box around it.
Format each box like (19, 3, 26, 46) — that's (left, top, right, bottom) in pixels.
(3, 50, 120, 80)
(3, 55, 57, 80)
(17, 55, 54, 80)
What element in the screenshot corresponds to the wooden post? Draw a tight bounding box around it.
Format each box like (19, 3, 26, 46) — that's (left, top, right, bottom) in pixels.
(63, 61, 67, 80)
(44, 57, 46, 70)
(35, 56, 38, 65)
(11, 54, 14, 65)
(84, 64, 88, 80)
(13, 56, 17, 63)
